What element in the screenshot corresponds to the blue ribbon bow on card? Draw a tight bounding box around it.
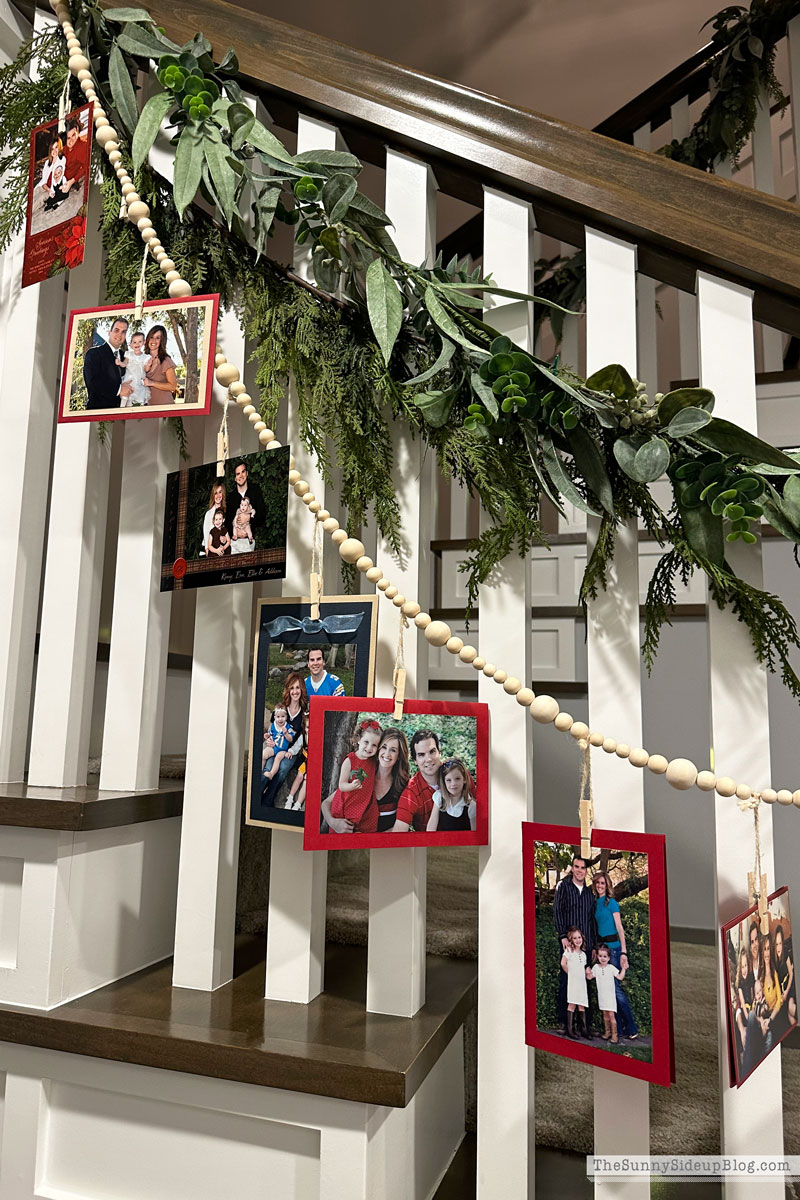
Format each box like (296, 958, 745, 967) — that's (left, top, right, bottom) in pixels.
(265, 612, 364, 643)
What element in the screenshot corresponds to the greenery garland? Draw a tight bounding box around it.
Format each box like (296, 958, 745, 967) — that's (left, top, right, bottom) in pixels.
(6, 3, 800, 699)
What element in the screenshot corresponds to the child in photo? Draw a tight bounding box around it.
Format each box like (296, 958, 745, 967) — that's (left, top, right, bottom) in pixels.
(119, 331, 151, 407)
(40, 138, 68, 212)
(206, 509, 231, 557)
(591, 942, 627, 1044)
(561, 926, 589, 1039)
(261, 705, 296, 785)
(426, 756, 477, 831)
(285, 713, 310, 811)
(328, 718, 381, 833)
(231, 497, 255, 554)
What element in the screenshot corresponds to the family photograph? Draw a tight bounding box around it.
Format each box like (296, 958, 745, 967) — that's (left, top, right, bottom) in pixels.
(59, 295, 218, 422)
(724, 886, 796, 1086)
(23, 104, 92, 286)
(303, 703, 488, 849)
(533, 840, 653, 1063)
(161, 447, 289, 591)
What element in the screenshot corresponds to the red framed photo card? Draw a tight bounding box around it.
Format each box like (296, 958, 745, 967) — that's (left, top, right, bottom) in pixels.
(57, 293, 220, 423)
(303, 696, 489, 850)
(522, 821, 674, 1087)
(722, 885, 796, 1088)
(23, 103, 92, 288)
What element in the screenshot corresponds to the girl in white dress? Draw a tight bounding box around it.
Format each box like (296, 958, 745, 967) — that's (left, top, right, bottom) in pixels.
(590, 942, 627, 1044)
(561, 926, 589, 1039)
(119, 331, 151, 407)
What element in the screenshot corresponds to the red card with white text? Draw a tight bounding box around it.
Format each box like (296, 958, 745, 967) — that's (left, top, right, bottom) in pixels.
(22, 103, 92, 288)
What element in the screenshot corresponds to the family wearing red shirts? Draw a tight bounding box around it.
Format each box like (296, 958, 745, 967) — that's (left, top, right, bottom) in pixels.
(321, 721, 477, 835)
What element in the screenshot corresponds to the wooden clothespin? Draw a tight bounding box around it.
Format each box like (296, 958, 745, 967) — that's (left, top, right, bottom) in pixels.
(134, 243, 148, 322)
(580, 799, 592, 860)
(310, 520, 322, 620)
(310, 571, 321, 622)
(578, 741, 593, 859)
(393, 665, 406, 721)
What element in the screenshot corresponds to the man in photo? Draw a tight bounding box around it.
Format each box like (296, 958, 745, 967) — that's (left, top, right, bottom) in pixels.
(61, 116, 89, 196)
(83, 317, 133, 410)
(305, 647, 346, 699)
(392, 729, 442, 832)
(226, 460, 265, 539)
(553, 855, 596, 1034)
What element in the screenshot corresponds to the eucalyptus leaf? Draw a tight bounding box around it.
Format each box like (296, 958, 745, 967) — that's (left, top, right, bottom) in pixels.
(345, 192, 393, 227)
(227, 102, 255, 151)
(366, 258, 403, 366)
(202, 128, 236, 226)
(633, 436, 670, 482)
(247, 121, 294, 163)
(470, 371, 499, 420)
(666, 406, 713, 438)
(657, 387, 715, 424)
(423, 287, 487, 352)
(585, 363, 636, 399)
(322, 174, 357, 225)
(116, 21, 179, 58)
(102, 7, 156, 22)
(131, 90, 173, 170)
(223, 79, 246, 105)
(217, 47, 239, 75)
(762, 497, 800, 543)
(678, 498, 725, 567)
(521, 424, 565, 512)
(781, 474, 800, 529)
(566, 425, 614, 515)
(108, 43, 139, 137)
(541, 434, 601, 517)
(613, 435, 644, 480)
(414, 389, 455, 428)
(405, 338, 456, 386)
(313, 255, 340, 292)
(693, 418, 800, 470)
(294, 148, 362, 173)
(173, 122, 205, 217)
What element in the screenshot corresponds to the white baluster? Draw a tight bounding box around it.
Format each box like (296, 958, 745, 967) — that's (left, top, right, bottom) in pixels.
(366, 150, 436, 1018)
(172, 307, 251, 990)
(476, 187, 533, 1200)
(27, 183, 111, 788)
(263, 114, 343, 1004)
(697, 272, 783, 1197)
(584, 228, 649, 1199)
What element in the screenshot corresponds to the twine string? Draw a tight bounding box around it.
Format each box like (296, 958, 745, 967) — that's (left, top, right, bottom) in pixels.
(393, 612, 408, 720)
(134, 242, 149, 320)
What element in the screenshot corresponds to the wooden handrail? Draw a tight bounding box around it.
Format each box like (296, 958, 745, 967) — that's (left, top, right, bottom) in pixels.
(105, 0, 800, 333)
(594, 43, 716, 142)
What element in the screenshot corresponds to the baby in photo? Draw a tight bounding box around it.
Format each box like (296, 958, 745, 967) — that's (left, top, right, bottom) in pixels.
(231, 497, 255, 554)
(119, 331, 152, 407)
(261, 705, 296, 783)
(590, 942, 628, 1044)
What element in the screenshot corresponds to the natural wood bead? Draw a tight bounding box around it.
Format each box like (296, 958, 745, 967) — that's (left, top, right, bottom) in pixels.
(121, 183, 138, 199)
(92, 106, 107, 120)
(760, 787, 777, 804)
(252, 418, 266, 429)
(267, 439, 281, 450)
(629, 747, 649, 768)
(554, 713, 573, 733)
(294, 481, 311, 497)
(446, 637, 464, 655)
(108, 150, 122, 165)
(384, 586, 399, 600)
(126, 200, 150, 222)
(257, 431, 272, 445)
(289, 457, 296, 470)
(471, 657, 486, 671)
(215, 352, 228, 366)
(602, 737, 617, 754)
(302, 493, 315, 505)
(736, 784, 752, 802)
(615, 744, 631, 759)
(458, 644, 478, 663)
(142, 228, 159, 243)
(589, 732, 604, 748)
(76, 68, 91, 81)
(696, 772, 717, 792)
(165, 270, 180, 285)
(338, 538, 366, 564)
(493, 670, 508, 685)
(355, 556, 374, 573)
(308, 501, 321, 513)
(647, 755, 668, 774)
(148, 241, 162, 253)
(80, 79, 94, 94)
(715, 776, 736, 798)
(169, 279, 193, 299)
(160, 259, 176, 275)
(402, 601, 421, 619)
(516, 687, 535, 706)
(229, 382, 247, 397)
(793, 791, 800, 807)
(502, 676, 521, 694)
(322, 518, 340, 534)
(288, 470, 301, 485)
(777, 789, 793, 805)
(481, 663, 497, 677)
(316, 509, 330, 522)
(262, 430, 276, 442)
(414, 612, 432, 629)
(569, 721, 589, 740)
(331, 529, 348, 546)
(666, 758, 698, 790)
(578, 739, 589, 752)
(424, 621, 452, 647)
(69, 53, 90, 72)
(365, 567, 383, 583)
(215, 363, 240, 388)
(242, 406, 256, 417)
(377, 578, 391, 591)
(392, 594, 406, 608)
(531, 696, 560, 725)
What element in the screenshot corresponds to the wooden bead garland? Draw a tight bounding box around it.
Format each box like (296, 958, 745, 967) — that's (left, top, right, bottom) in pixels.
(554, 712, 573, 733)
(777, 789, 793, 805)
(696, 771, 717, 792)
(338, 538, 365, 563)
(665, 759, 697, 790)
(424, 621, 452, 647)
(569, 721, 589, 740)
(531, 696, 560, 724)
(628, 747, 649, 768)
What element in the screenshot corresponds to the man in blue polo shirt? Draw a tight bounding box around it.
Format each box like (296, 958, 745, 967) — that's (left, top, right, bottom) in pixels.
(305, 647, 346, 698)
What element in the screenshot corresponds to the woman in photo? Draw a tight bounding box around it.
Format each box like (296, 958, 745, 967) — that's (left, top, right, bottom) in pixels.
(591, 870, 639, 1039)
(201, 481, 226, 557)
(748, 918, 763, 985)
(39, 137, 66, 207)
(773, 923, 797, 1039)
(143, 325, 178, 404)
(742, 931, 782, 1076)
(262, 672, 308, 806)
(426, 756, 477, 832)
(373, 727, 410, 832)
